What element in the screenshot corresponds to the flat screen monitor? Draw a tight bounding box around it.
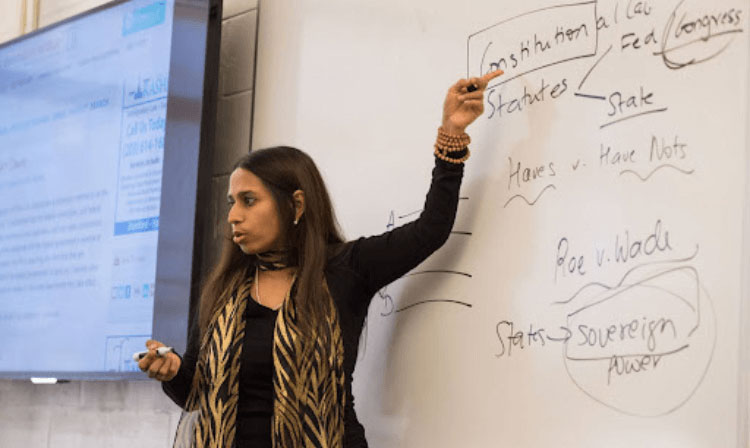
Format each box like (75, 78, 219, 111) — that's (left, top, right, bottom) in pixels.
(0, 0, 218, 379)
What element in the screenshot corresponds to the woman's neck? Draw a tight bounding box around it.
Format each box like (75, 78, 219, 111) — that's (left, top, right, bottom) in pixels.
(258, 266, 296, 281)
(253, 266, 296, 310)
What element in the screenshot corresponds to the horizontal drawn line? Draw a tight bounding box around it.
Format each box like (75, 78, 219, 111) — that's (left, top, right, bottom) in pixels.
(395, 299, 473, 313)
(398, 197, 470, 220)
(575, 92, 606, 100)
(600, 107, 668, 129)
(620, 164, 695, 181)
(565, 344, 689, 362)
(451, 231, 473, 236)
(398, 210, 420, 219)
(504, 184, 556, 208)
(407, 270, 473, 278)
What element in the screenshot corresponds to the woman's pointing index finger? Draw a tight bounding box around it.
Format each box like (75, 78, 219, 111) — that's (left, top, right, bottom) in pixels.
(480, 69, 504, 87)
(467, 69, 504, 92)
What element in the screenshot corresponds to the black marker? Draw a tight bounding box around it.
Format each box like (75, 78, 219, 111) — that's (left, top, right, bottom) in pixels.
(467, 83, 478, 92)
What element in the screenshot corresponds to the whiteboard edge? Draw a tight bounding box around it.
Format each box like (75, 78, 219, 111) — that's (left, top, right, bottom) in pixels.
(738, 10, 750, 447)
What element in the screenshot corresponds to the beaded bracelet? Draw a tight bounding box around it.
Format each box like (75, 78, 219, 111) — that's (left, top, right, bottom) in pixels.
(434, 145, 470, 164)
(437, 126, 471, 152)
(434, 126, 471, 163)
(437, 141, 469, 153)
(438, 126, 471, 143)
(437, 136, 469, 147)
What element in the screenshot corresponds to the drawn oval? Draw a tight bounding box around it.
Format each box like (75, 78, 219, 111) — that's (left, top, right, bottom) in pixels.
(562, 266, 716, 416)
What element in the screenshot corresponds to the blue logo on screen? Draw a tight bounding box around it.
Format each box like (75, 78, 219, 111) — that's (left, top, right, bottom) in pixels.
(112, 285, 132, 300)
(123, 1, 166, 36)
(114, 217, 160, 235)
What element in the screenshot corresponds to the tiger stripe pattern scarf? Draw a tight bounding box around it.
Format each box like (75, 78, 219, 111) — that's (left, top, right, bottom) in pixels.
(172, 277, 345, 448)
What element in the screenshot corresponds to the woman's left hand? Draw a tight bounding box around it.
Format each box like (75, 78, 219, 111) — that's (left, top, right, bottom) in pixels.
(139, 339, 181, 382)
(441, 69, 504, 134)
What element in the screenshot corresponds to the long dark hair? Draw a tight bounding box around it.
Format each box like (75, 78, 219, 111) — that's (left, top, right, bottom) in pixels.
(198, 146, 345, 339)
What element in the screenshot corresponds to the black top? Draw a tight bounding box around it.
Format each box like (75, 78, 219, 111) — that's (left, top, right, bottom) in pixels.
(162, 157, 464, 447)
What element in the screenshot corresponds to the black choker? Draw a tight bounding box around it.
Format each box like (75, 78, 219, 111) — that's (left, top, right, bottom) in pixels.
(255, 250, 291, 271)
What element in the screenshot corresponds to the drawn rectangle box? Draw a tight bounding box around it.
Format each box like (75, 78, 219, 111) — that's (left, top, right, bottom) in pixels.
(564, 267, 700, 361)
(467, 1, 599, 88)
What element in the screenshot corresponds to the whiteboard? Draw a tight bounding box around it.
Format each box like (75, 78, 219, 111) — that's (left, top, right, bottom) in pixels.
(252, 0, 750, 446)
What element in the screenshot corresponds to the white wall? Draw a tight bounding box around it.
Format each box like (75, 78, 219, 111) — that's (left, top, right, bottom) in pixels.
(0, 0, 23, 44)
(0, 0, 35, 43)
(0, 0, 259, 446)
(37, 0, 112, 27)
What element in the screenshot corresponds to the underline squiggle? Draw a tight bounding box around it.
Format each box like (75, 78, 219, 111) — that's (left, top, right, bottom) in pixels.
(503, 184, 556, 208)
(620, 164, 695, 182)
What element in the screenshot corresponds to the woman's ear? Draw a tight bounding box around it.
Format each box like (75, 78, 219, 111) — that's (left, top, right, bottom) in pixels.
(292, 190, 305, 224)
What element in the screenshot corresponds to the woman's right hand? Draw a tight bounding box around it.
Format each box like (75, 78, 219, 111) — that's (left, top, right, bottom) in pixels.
(441, 69, 504, 134)
(138, 339, 181, 382)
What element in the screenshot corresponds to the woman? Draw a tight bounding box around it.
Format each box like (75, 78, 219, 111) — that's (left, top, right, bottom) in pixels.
(139, 70, 503, 448)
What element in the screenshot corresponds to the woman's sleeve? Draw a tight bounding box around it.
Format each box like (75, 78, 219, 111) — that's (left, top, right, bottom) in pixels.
(347, 157, 465, 297)
(161, 316, 200, 409)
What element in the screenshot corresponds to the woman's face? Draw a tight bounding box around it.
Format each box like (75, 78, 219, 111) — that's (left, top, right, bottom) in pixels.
(227, 168, 283, 255)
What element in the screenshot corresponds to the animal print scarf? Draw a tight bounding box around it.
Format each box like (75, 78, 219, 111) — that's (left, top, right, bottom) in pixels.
(172, 276, 345, 448)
